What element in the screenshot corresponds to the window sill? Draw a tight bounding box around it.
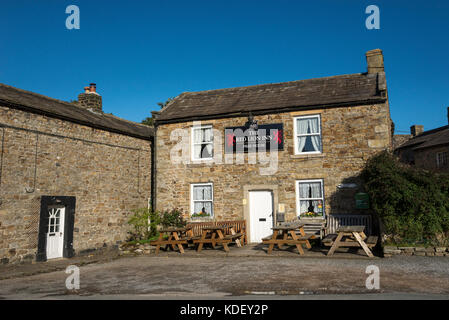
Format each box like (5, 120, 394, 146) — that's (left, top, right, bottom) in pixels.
(290, 153, 326, 160)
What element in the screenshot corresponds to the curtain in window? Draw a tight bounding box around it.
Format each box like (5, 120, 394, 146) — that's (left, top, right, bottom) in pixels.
(203, 128, 212, 142)
(310, 182, 322, 198)
(298, 182, 323, 215)
(193, 185, 212, 200)
(296, 119, 309, 152)
(308, 118, 321, 152)
(194, 128, 202, 143)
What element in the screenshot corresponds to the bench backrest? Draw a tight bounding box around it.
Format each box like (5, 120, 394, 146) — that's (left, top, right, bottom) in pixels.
(186, 220, 247, 238)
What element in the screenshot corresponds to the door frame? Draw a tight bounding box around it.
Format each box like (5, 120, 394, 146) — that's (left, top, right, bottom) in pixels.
(243, 185, 278, 243)
(36, 196, 76, 262)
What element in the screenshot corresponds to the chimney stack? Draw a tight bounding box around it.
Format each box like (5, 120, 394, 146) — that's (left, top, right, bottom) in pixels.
(410, 125, 424, 137)
(366, 49, 384, 74)
(78, 83, 102, 112)
(447, 106, 449, 125)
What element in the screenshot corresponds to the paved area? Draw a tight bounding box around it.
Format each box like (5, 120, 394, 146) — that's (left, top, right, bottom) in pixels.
(1, 246, 449, 299)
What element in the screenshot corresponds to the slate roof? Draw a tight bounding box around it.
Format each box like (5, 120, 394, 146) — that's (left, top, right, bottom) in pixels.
(156, 72, 388, 123)
(396, 125, 449, 151)
(0, 83, 153, 140)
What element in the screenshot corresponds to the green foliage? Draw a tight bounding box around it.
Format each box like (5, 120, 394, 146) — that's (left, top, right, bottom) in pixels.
(127, 208, 160, 241)
(140, 97, 175, 127)
(159, 208, 186, 228)
(127, 208, 186, 242)
(361, 151, 449, 244)
(141, 117, 154, 126)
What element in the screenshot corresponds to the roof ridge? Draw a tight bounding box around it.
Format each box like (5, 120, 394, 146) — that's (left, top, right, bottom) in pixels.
(182, 72, 368, 96)
(0, 82, 80, 110)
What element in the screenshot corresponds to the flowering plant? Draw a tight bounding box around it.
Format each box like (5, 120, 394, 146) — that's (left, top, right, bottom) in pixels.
(192, 212, 211, 218)
(302, 211, 322, 217)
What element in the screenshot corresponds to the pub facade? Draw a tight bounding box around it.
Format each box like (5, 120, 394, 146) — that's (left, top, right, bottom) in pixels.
(153, 49, 393, 243)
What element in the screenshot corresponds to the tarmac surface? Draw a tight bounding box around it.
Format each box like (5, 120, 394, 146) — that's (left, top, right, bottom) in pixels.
(1, 244, 449, 300)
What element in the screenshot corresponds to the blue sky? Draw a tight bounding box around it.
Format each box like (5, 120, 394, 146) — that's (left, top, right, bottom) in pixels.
(0, 0, 448, 133)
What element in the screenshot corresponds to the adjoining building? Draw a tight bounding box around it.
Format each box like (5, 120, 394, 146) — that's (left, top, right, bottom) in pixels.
(153, 49, 393, 243)
(395, 108, 449, 171)
(0, 83, 153, 264)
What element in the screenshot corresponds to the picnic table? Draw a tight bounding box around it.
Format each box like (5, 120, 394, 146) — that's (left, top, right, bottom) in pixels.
(324, 225, 377, 257)
(262, 222, 315, 255)
(150, 227, 193, 254)
(193, 225, 244, 253)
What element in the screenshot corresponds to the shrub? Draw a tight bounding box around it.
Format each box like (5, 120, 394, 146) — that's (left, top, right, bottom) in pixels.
(127, 208, 160, 241)
(159, 208, 186, 228)
(361, 151, 449, 244)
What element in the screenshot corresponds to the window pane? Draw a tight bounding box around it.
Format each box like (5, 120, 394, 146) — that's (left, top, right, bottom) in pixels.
(307, 117, 319, 134)
(203, 202, 212, 214)
(300, 200, 324, 215)
(193, 185, 212, 200)
(202, 128, 212, 142)
(194, 202, 203, 214)
(296, 118, 309, 134)
(299, 182, 322, 198)
(193, 201, 212, 215)
(201, 143, 213, 158)
(193, 128, 202, 143)
(193, 145, 202, 159)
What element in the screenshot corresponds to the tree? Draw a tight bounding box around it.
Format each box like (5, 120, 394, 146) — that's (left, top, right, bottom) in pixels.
(140, 97, 174, 127)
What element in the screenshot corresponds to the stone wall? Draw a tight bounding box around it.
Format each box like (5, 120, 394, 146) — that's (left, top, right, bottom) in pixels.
(0, 105, 152, 264)
(383, 245, 449, 257)
(155, 103, 392, 238)
(414, 145, 449, 171)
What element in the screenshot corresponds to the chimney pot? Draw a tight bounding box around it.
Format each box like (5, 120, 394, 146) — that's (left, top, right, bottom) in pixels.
(366, 49, 384, 74)
(77, 83, 102, 112)
(410, 125, 424, 137)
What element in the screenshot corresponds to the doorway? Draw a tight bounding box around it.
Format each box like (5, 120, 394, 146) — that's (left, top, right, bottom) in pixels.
(249, 191, 273, 243)
(36, 196, 76, 261)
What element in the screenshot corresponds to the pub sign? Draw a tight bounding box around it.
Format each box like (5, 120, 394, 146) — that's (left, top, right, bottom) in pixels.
(224, 122, 284, 153)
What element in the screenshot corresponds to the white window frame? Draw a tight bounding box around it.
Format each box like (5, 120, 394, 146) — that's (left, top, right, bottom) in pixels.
(293, 114, 322, 155)
(191, 125, 214, 161)
(295, 179, 325, 218)
(436, 151, 448, 168)
(190, 183, 214, 217)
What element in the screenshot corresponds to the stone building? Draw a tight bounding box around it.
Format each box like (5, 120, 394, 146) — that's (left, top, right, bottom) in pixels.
(395, 107, 449, 171)
(0, 83, 153, 264)
(153, 49, 392, 243)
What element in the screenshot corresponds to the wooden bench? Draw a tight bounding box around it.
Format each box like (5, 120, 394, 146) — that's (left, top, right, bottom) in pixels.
(186, 220, 247, 245)
(284, 218, 326, 239)
(323, 234, 378, 248)
(150, 227, 192, 254)
(325, 226, 377, 257)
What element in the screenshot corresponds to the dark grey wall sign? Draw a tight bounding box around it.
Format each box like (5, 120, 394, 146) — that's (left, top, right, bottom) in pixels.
(224, 123, 284, 153)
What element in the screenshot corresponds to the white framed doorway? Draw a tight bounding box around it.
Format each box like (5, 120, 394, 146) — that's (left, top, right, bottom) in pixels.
(46, 207, 65, 259)
(248, 190, 274, 243)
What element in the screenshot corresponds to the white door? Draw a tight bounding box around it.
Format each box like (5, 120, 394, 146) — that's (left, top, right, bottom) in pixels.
(46, 207, 65, 259)
(249, 191, 273, 243)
